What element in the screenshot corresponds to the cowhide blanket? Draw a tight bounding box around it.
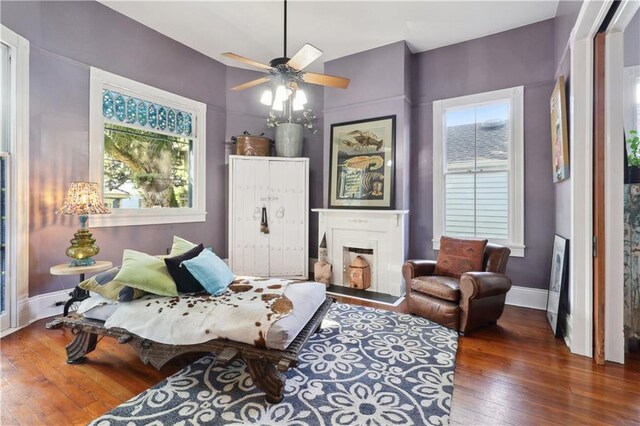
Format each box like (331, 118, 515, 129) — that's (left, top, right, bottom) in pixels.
(103, 277, 294, 348)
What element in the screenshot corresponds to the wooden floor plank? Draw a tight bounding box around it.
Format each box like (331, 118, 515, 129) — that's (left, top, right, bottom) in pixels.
(1, 299, 639, 425)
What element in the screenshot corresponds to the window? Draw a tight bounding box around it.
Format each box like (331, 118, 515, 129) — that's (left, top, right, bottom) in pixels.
(432, 86, 524, 256)
(90, 68, 207, 227)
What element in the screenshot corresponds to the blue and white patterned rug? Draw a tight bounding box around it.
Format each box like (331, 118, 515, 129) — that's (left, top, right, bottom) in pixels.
(91, 303, 458, 425)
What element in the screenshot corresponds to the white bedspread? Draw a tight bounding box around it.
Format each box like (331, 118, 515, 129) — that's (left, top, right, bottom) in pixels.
(104, 277, 294, 347)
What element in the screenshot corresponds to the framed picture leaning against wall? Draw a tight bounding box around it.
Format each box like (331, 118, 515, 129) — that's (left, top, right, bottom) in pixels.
(550, 76, 570, 183)
(546, 234, 569, 338)
(328, 115, 396, 209)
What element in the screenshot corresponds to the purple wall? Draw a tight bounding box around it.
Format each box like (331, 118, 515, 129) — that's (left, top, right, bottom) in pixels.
(323, 41, 413, 212)
(2, 0, 228, 296)
(411, 20, 557, 290)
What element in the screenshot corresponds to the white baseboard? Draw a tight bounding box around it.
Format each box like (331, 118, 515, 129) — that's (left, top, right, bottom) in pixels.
(12, 289, 68, 333)
(505, 285, 548, 310)
(3, 289, 68, 338)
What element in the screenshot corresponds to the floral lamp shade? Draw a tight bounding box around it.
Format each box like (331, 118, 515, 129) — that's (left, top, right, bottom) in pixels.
(57, 181, 111, 216)
(57, 181, 110, 267)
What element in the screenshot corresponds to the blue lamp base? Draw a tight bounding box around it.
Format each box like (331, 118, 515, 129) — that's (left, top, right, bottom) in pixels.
(68, 258, 96, 267)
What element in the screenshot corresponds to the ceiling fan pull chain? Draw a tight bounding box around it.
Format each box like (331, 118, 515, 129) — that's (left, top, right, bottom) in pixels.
(283, 0, 287, 58)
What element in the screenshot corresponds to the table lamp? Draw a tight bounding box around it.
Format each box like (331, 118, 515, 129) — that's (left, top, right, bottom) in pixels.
(57, 181, 111, 267)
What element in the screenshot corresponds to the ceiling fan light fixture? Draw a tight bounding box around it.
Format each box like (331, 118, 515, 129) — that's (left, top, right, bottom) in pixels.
(294, 89, 307, 105)
(273, 85, 289, 105)
(272, 100, 285, 111)
(292, 99, 304, 111)
(260, 89, 273, 106)
(292, 89, 307, 111)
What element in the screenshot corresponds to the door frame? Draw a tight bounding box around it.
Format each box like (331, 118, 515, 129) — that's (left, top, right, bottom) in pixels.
(603, 0, 640, 364)
(0, 25, 29, 336)
(566, 0, 613, 357)
(570, 0, 639, 362)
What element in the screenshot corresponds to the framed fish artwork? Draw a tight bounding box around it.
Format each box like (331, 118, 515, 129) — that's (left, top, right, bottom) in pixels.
(328, 115, 396, 209)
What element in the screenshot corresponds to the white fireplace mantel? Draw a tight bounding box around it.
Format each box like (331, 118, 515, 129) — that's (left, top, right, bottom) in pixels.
(311, 209, 409, 296)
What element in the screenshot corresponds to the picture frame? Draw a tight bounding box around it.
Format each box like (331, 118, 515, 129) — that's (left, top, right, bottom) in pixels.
(546, 234, 569, 338)
(328, 115, 396, 209)
(550, 76, 570, 183)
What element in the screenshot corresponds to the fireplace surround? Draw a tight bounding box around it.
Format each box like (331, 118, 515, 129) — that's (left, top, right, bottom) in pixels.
(311, 209, 409, 296)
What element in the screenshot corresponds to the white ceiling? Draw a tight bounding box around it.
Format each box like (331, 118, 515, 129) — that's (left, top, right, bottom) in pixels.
(100, 1, 560, 72)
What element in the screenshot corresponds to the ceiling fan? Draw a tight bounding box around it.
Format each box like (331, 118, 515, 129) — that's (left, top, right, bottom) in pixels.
(222, 0, 350, 110)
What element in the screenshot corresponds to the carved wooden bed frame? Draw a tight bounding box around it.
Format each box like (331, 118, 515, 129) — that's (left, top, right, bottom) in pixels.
(46, 296, 334, 404)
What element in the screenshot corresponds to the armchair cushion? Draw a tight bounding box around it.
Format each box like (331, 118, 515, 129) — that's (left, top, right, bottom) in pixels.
(434, 236, 488, 278)
(410, 276, 460, 302)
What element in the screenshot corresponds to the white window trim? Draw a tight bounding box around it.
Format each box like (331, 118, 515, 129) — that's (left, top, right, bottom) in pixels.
(432, 86, 525, 257)
(0, 25, 29, 334)
(89, 68, 207, 227)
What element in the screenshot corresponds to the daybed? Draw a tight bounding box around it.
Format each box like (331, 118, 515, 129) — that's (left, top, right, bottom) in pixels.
(47, 278, 333, 404)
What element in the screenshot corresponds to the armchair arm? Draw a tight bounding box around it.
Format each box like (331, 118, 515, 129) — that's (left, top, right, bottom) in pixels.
(459, 272, 512, 300)
(402, 260, 437, 281)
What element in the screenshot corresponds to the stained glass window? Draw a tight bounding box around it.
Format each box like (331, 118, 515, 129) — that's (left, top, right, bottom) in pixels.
(138, 101, 147, 126)
(103, 91, 114, 119)
(148, 104, 157, 128)
(102, 89, 193, 136)
(176, 112, 184, 134)
(126, 98, 137, 123)
(167, 109, 176, 132)
(185, 114, 192, 136)
(115, 94, 126, 121)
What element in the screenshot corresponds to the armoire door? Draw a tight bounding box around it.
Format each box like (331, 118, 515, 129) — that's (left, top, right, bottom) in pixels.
(267, 160, 306, 277)
(230, 158, 270, 276)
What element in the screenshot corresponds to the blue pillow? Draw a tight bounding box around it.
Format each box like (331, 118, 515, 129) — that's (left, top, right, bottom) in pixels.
(182, 249, 234, 296)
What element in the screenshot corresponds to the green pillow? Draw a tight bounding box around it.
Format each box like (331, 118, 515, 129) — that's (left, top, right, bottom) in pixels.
(169, 236, 197, 257)
(79, 267, 147, 301)
(114, 249, 178, 296)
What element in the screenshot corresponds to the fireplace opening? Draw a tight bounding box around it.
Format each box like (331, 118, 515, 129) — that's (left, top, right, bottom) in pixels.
(342, 246, 375, 292)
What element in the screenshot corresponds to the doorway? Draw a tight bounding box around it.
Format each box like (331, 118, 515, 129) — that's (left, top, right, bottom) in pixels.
(596, 1, 640, 364)
(1, 41, 11, 332)
(0, 25, 29, 335)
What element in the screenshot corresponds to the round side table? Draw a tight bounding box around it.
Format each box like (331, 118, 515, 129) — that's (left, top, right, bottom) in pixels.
(50, 261, 113, 316)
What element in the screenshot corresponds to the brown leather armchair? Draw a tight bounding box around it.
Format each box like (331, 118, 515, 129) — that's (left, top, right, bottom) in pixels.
(402, 244, 512, 334)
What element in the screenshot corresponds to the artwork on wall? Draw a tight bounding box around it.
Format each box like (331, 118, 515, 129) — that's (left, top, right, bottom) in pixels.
(546, 234, 569, 338)
(328, 115, 395, 209)
(550, 76, 570, 183)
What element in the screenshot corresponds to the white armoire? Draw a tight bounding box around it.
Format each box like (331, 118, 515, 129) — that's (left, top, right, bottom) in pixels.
(228, 156, 309, 279)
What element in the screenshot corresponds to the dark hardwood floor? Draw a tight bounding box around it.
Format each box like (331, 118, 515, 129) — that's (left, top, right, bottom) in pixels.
(1, 297, 639, 425)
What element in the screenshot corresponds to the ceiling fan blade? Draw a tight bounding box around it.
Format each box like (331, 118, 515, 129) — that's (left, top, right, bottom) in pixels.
(286, 43, 323, 71)
(230, 76, 271, 91)
(302, 72, 350, 89)
(222, 52, 274, 71)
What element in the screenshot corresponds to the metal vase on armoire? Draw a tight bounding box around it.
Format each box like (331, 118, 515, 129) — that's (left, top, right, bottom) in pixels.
(228, 155, 309, 279)
(275, 123, 304, 157)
